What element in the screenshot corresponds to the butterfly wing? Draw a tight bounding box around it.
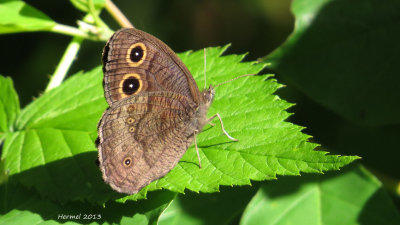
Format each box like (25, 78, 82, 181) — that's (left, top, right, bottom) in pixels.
(98, 28, 213, 194)
(102, 28, 202, 106)
(97, 91, 198, 194)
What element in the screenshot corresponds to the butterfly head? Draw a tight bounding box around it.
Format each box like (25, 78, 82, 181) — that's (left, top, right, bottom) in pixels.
(201, 85, 215, 104)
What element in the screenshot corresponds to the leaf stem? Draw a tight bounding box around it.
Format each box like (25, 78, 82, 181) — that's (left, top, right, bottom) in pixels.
(44, 1, 126, 93)
(44, 36, 83, 93)
(105, 0, 134, 28)
(50, 24, 90, 39)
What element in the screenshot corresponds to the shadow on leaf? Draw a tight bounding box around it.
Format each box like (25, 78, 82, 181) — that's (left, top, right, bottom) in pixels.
(4, 151, 121, 204)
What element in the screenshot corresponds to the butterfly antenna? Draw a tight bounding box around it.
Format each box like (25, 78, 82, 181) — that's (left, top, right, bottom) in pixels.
(214, 74, 256, 88)
(204, 48, 207, 89)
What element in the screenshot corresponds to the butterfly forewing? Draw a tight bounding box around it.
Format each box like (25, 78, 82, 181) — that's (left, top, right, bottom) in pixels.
(102, 28, 201, 106)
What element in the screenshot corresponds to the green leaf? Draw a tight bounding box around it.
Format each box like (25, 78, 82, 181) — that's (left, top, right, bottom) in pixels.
(3, 46, 358, 204)
(266, 0, 400, 126)
(5, 68, 113, 204)
(132, 46, 358, 200)
(240, 165, 400, 225)
(70, 0, 106, 12)
(0, 180, 176, 224)
(0, 76, 19, 140)
(15, 69, 106, 132)
(0, 0, 56, 34)
(159, 185, 258, 225)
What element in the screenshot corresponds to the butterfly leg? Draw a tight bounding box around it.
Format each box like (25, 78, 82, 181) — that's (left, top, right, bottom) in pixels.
(194, 130, 202, 168)
(207, 113, 239, 141)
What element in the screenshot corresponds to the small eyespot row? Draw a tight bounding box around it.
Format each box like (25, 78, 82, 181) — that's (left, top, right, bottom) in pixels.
(127, 105, 135, 113)
(127, 117, 135, 124)
(128, 126, 135, 133)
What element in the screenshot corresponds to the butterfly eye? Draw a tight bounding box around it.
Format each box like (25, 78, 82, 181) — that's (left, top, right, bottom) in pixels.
(123, 157, 133, 167)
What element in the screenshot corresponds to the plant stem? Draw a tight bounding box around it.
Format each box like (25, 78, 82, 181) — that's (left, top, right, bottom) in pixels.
(50, 24, 91, 39)
(105, 0, 134, 28)
(88, 0, 101, 26)
(88, 0, 109, 30)
(44, 2, 119, 92)
(44, 36, 83, 93)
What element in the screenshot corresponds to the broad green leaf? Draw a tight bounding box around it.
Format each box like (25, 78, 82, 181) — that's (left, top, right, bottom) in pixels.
(131, 46, 358, 201)
(70, 0, 106, 13)
(6, 68, 113, 204)
(0, 0, 56, 34)
(3, 46, 358, 204)
(266, 0, 400, 126)
(159, 185, 258, 225)
(0, 180, 176, 225)
(1, 130, 118, 204)
(15, 69, 106, 132)
(240, 165, 400, 225)
(0, 76, 20, 140)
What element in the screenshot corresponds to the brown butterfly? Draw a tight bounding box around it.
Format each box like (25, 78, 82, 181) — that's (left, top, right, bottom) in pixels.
(97, 28, 238, 194)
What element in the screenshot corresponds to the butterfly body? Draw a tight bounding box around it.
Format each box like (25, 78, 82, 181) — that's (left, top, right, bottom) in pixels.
(97, 28, 213, 194)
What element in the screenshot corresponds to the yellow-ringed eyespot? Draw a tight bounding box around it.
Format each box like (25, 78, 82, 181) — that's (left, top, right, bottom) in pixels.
(127, 117, 135, 124)
(123, 157, 133, 167)
(128, 127, 135, 133)
(119, 73, 142, 96)
(126, 42, 146, 67)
